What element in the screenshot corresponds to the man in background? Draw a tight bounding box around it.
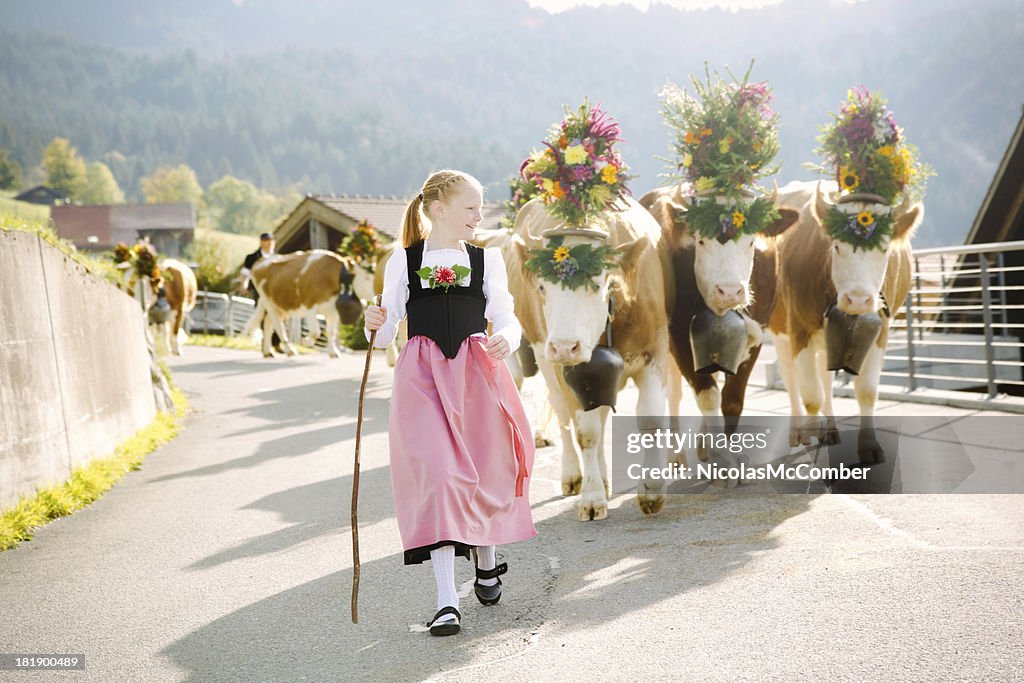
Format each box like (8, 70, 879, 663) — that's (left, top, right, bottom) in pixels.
(239, 232, 282, 352)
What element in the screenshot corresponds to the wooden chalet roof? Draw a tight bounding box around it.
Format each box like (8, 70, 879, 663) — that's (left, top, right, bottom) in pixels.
(965, 105, 1024, 245)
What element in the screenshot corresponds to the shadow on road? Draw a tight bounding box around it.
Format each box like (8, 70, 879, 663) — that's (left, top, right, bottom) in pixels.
(163, 489, 815, 680)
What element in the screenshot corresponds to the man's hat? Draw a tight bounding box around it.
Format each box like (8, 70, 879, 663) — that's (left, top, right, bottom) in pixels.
(260, 232, 273, 241)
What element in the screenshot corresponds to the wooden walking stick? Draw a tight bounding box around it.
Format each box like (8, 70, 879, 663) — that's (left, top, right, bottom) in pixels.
(351, 295, 380, 624)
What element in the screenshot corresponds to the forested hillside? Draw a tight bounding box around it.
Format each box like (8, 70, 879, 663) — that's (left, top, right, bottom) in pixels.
(1, 0, 1021, 246)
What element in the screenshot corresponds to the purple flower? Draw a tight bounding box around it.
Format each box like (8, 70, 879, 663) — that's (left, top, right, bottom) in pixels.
(571, 165, 594, 182)
(589, 103, 623, 144)
(555, 259, 579, 280)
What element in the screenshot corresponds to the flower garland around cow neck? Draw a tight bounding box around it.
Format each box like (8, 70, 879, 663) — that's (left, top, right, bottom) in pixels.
(113, 241, 162, 285)
(810, 86, 934, 251)
(658, 61, 782, 242)
(338, 219, 383, 271)
(524, 234, 619, 292)
(519, 98, 633, 227)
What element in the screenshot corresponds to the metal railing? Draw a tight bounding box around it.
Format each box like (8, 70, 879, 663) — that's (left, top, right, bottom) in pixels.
(187, 292, 256, 336)
(880, 240, 1024, 399)
(187, 292, 333, 348)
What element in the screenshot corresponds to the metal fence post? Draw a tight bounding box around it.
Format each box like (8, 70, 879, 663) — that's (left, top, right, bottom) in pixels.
(913, 255, 923, 342)
(978, 255, 998, 399)
(938, 254, 947, 328)
(203, 291, 209, 334)
(904, 291, 917, 392)
(226, 294, 234, 337)
(997, 251, 1009, 337)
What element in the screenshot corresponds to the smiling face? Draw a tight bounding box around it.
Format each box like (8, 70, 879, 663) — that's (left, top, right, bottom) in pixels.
(426, 181, 484, 242)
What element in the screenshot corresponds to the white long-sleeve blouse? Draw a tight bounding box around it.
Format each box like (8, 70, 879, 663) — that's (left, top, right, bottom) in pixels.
(363, 239, 522, 353)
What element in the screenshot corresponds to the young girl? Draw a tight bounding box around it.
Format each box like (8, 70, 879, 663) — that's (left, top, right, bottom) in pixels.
(363, 169, 537, 636)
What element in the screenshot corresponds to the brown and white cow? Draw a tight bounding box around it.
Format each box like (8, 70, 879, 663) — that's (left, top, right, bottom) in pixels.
(119, 258, 197, 356)
(250, 249, 355, 358)
(639, 184, 799, 458)
(507, 196, 674, 520)
(769, 180, 923, 461)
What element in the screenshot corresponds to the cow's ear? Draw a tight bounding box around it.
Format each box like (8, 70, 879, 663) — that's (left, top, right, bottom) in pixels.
(893, 203, 924, 241)
(762, 207, 800, 237)
(615, 235, 649, 275)
(511, 235, 532, 275)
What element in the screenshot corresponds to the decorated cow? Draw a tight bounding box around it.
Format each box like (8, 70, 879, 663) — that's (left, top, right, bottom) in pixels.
(769, 87, 931, 461)
(510, 100, 674, 520)
(640, 67, 799, 461)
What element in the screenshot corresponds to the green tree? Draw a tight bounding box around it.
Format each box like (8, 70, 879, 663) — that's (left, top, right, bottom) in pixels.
(204, 174, 262, 234)
(184, 231, 236, 293)
(78, 161, 125, 204)
(141, 163, 203, 205)
(0, 147, 23, 191)
(41, 137, 86, 198)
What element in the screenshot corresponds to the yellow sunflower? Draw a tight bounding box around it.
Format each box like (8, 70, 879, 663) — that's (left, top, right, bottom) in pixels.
(553, 246, 571, 263)
(839, 167, 860, 191)
(857, 210, 874, 227)
(732, 210, 746, 228)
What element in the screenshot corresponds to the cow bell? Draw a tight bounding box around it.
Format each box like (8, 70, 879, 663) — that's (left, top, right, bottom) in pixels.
(689, 306, 747, 375)
(335, 291, 363, 325)
(824, 304, 883, 375)
(561, 345, 624, 412)
(148, 290, 173, 324)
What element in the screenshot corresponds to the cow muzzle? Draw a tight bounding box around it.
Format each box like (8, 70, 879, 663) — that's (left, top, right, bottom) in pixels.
(546, 338, 593, 365)
(706, 281, 747, 316)
(838, 288, 876, 316)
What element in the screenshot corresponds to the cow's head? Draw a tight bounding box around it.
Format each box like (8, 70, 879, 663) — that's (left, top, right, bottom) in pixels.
(814, 182, 923, 315)
(515, 229, 648, 365)
(662, 190, 799, 316)
(117, 261, 163, 304)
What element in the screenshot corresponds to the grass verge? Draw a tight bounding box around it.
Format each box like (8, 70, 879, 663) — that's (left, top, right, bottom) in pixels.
(0, 386, 189, 553)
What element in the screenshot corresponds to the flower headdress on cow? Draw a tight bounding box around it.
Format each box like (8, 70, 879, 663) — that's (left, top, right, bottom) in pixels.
(113, 240, 161, 284)
(519, 99, 633, 228)
(810, 86, 934, 251)
(338, 219, 383, 271)
(658, 62, 782, 242)
(520, 99, 628, 289)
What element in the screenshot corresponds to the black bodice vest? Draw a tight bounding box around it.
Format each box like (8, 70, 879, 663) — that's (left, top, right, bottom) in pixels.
(406, 240, 487, 359)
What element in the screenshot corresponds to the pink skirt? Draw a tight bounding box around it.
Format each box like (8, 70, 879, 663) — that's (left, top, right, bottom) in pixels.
(389, 334, 537, 564)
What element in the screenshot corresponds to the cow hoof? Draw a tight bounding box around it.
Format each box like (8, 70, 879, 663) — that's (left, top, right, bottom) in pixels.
(789, 428, 812, 448)
(263, 352, 274, 359)
(577, 499, 608, 521)
(534, 435, 554, 448)
(562, 476, 582, 496)
(820, 428, 841, 445)
(858, 440, 885, 464)
(697, 446, 710, 463)
(637, 493, 665, 515)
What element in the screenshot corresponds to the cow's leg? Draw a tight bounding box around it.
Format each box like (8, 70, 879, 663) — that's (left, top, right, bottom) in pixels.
(854, 343, 886, 463)
(170, 307, 184, 356)
(505, 345, 525, 391)
(816, 343, 840, 444)
(774, 333, 810, 447)
(323, 307, 341, 358)
(793, 336, 826, 447)
(575, 406, 609, 521)
(261, 310, 276, 357)
(693, 380, 721, 463)
(535, 354, 581, 495)
(635, 362, 669, 515)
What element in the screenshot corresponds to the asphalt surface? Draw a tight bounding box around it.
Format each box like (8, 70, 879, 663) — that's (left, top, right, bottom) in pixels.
(1, 344, 1021, 682)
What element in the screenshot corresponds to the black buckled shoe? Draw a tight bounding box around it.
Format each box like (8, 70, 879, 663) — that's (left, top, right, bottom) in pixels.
(427, 606, 461, 636)
(474, 561, 508, 606)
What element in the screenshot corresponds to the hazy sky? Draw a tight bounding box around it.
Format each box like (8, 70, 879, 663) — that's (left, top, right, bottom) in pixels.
(525, 0, 785, 12)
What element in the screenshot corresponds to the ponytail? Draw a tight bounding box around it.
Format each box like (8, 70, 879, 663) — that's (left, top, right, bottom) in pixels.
(401, 193, 428, 248)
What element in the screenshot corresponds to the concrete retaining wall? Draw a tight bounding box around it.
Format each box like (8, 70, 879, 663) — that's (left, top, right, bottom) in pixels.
(0, 230, 156, 508)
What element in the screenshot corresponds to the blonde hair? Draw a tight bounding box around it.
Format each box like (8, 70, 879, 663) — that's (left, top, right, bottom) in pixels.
(401, 169, 484, 248)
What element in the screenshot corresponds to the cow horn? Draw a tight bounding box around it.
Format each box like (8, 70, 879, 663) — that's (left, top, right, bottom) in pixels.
(893, 191, 911, 216)
(769, 179, 779, 205)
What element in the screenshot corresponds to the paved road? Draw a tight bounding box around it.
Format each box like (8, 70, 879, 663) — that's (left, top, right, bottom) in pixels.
(1, 345, 1021, 682)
